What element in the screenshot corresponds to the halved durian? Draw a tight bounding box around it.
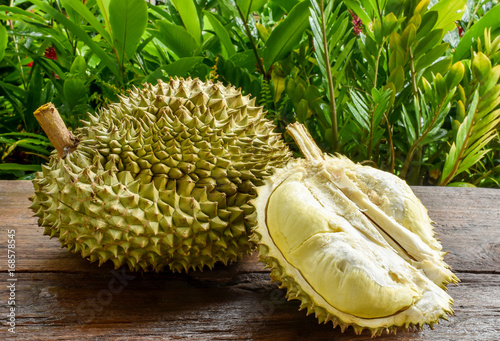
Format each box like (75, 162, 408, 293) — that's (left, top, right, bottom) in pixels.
(251, 123, 458, 336)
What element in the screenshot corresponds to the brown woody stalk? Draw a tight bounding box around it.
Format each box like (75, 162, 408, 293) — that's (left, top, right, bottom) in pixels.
(34, 103, 79, 158)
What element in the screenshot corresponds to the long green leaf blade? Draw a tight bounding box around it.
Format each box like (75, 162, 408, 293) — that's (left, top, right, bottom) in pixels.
(152, 21, 200, 58)
(171, 0, 201, 45)
(61, 0, 111, 43)
(203, 11, 236, 58)
(96, 0, 112, 37)
(109, 0, 148, 63)
(0, 163, 42, 172)
(263, 0, 310, 72)
(0, 24, 6, 62)
(429, 0, 466, 34)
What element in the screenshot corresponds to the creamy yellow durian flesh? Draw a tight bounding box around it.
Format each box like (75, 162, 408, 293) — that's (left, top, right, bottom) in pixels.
(251, 123, 458, 335)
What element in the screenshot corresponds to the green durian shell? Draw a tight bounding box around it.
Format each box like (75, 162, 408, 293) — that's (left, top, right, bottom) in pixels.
(31, 77, 291, 272)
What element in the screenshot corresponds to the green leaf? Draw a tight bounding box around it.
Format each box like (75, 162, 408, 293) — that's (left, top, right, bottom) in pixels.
(160, 57, 204, 78)
(472, 111, 500, 137)
(330, 37, 355, 77)
(347, 90, 370, 131)
(61, 0, 112, 43)
(401, 104, 416, 144)
(96, 0, 112, 37)
(415, 43, 449, 71)
(441, 143, 458, 182)
(413, 29, 444, 59)
(445, 61, 465, 90)
(171, 0, 201, 45)
(297, 98, 310, 122)
(0, 163, 42, 172)
(64, 78, 87, 110)
(401, 23, 417, 51)
(264, 0, 310, 72)
(421, 57, 452, 82)
(373, 18, 383, 45)
(388, 48, 404, 72)
(447, 182, 476, 187)
(471, 52, 491, 82)
(0, 132, 50, 140)
(387, 65, 405, 92)
(70, 56, 87, 77)
(477, 85, 500, 114)
(480, 65, 500, 96)
(153, 21, 200, 58)
(382, 12, 401, 37)
(457, 148, 492, 175)
(454, 3, 500, 62)
(203, 10, 236, 58)
(429, 0, 466, 34)
(256, 23, 270, 43)
(109, 0, 148, 63)
(420, 127, 447, 146)
(272, 70, 286, 103)
(434, 73, 447, 99)
(416, 11, 439, 41)
(0, 24, 6, 62)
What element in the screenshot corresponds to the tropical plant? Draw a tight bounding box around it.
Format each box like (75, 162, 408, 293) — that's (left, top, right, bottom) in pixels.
(0, 0, 499, 186)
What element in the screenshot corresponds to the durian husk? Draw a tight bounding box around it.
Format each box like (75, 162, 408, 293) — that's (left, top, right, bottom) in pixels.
(30, 77, 291, 272)
(250, 123, 458, 336)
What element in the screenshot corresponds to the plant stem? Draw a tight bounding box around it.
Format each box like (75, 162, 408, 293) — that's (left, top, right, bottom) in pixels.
(383, 113, 395, 173)
(400, 95, 447, 179)
(319, 0, 338, 150)
(33, 103, 79, 158)
(407, 146, 423, 185)
(373, 41, 385, 89)
(236, 4, 267, 80)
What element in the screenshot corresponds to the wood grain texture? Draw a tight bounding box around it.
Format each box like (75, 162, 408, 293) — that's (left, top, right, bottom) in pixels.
(0, 180, 499, 340)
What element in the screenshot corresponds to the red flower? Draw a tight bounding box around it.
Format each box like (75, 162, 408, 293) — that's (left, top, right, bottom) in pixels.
(458, 26, 464, 37)
(348, 10, 363, 37)
(44, 46, 57, 60)
(27, 61, 33, 67)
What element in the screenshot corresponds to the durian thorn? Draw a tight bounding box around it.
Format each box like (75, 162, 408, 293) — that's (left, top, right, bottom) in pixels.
(34, 103, 80, 158)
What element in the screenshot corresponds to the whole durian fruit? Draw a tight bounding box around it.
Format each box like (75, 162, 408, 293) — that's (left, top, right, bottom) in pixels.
(30, 77, 291, 272)
(251, 123, 458, 336)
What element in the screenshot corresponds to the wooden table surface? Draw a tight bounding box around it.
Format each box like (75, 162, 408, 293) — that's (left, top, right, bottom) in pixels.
(0, 180, 499, 340)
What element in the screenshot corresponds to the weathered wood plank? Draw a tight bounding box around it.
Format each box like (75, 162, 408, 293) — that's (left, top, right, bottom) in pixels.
(3, 270, 500, 340)
(412, 186, 500, 273)
(0, 180, 499, 340)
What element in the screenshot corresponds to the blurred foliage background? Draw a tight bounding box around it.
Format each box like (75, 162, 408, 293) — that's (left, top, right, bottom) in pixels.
(0, 0, 499, 187)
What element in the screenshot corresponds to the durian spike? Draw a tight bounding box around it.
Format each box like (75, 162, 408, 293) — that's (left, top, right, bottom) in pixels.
(34, 103, 79, 158)
(286, 123, 324, 161)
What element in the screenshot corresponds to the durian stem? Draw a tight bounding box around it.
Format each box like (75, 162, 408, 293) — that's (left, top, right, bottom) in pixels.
(286, 123, 325, 161)
(34, 103, 79, 158)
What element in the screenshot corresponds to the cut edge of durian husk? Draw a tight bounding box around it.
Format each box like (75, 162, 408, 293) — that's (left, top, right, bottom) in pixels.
(249, 122, 457, 336)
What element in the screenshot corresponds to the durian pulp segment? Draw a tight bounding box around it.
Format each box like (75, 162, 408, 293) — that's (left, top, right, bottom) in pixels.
(319, 165, 458, 287)
(343, 164, 443, 252)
